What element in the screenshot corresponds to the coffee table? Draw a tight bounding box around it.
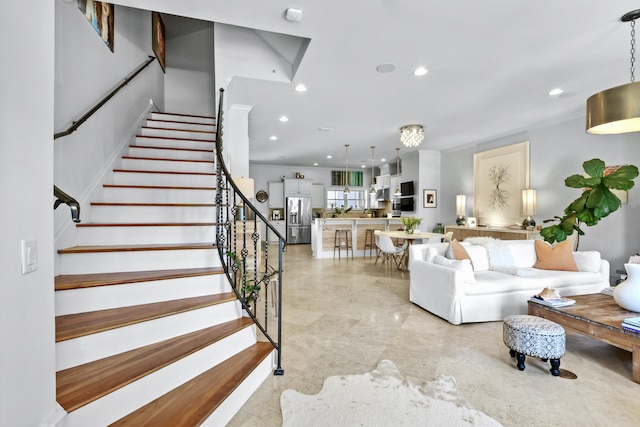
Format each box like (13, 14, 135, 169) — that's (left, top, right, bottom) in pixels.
(528, 293, 640, 383)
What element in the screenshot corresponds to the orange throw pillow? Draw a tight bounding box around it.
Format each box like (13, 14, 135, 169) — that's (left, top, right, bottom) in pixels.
(534, 240, 578, 271)
(451, 240, 474, 269)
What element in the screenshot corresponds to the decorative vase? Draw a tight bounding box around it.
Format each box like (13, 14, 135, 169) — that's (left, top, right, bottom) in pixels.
(432, 223, 444, 234)
(406, 226, 414, 234)
(614, 263, 640, 312)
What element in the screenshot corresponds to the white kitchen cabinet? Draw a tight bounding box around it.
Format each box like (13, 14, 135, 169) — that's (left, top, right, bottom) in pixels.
(268, 220, 286, 243)
(284, 178, 312, 195)
(268, 182, 284, 208)
(376, 174, 390, 189)
(312, 184, 324, 208)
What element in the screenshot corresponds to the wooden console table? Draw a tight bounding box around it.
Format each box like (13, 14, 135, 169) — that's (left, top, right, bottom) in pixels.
(445, 225, 540, 241)
(528, 294, 640, 383)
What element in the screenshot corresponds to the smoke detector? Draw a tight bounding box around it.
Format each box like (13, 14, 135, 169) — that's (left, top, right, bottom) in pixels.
(285, 8, 303, 22)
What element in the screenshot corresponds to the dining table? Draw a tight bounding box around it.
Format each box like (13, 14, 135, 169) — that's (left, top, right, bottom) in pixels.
(376, 230, 444, 270)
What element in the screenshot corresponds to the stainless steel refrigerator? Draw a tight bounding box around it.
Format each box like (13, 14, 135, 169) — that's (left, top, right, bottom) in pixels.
(286, 196, 312, 244)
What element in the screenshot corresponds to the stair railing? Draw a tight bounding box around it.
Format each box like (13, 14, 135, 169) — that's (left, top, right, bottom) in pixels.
(214, 88, 285, 376)
(53, 55, 156, 222)
(54, 56, 156, 140)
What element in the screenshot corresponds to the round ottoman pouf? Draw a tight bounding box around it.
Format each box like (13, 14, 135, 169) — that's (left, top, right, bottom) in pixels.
(503, 314, 566, 376)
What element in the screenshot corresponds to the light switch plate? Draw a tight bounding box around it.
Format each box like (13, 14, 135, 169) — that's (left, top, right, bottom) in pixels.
(21, 239, 37, 275)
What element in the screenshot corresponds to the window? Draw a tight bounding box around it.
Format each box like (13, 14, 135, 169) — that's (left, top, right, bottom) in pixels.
(326, 189, 366, 210)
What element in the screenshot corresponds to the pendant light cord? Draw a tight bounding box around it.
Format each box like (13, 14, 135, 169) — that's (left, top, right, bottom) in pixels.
(631, 19, 636, 82)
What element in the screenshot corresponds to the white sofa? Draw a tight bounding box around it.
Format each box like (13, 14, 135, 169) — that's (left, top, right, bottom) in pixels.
(408, 239, 610, 325)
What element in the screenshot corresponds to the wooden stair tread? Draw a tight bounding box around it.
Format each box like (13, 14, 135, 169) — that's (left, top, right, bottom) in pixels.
(146, 119, 217, 128)
(103, 184, 217, 190)
(153, 112, 215, 120)
(136, 135, 215, 143)
(122, 155, 214, 163)
(130, 145, 213, 153)
(55, 267, 224, 291)
(113, 169, 216, 176)
(141, 126, 215, 135)
(76, 222, 216, 228)
(58, 243, 216, 254)
(56, 317, 253, 412)
(109, 342, 273, 426)
(55, 293, 235, 342)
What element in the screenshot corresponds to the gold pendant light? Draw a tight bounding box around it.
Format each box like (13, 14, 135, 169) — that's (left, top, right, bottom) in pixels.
(394, 147, 402, 197)
(343, 144, 350, 194)
(369, 145, 376, 194)
(586, 10, 640, 134)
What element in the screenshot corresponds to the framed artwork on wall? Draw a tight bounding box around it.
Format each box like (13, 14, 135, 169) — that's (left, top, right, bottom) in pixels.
(152, 11, 166, 73)
(467, 217, 477, 227)
(78, 0, 114, 52)
(423, 189, 437, 208)
(473, 141, 530, 226)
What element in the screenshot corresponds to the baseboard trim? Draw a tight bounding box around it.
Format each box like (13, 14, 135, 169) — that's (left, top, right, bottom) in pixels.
(40, 403, 66, 427)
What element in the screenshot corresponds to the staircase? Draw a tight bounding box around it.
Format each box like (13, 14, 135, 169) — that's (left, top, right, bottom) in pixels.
(55, 112, 275, 426)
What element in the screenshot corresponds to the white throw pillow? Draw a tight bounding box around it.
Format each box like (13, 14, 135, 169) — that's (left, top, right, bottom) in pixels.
(460, 244, 490, 271)
(433, 255, 475, 283)
(573, 251, 601, 273)
(425, 247, 439, 263)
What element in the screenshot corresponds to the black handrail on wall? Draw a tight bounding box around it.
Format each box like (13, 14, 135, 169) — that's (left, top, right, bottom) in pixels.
(213, 88, 286, 376)
(54, 56, 156, 140)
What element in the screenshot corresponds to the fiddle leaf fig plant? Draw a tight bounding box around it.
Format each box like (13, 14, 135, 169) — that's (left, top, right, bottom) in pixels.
(541, 158, 638, 245)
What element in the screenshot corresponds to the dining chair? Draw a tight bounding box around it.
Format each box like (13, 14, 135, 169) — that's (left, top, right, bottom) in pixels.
(375, 234, 408, 270)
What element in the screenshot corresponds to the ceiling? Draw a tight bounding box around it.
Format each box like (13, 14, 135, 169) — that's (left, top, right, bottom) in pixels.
(115, 0, 640, 169)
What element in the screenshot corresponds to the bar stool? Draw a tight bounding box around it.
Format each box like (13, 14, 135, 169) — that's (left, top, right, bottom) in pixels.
(364, 229, 377, 259)
(333, 229, 353, 260)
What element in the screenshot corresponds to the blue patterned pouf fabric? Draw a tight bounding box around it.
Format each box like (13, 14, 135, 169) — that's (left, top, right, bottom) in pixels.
(503, 314, 566, 376)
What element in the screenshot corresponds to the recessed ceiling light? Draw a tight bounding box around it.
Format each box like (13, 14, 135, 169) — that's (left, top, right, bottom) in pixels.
(413, 66, 428, 76)
(376, 63, 396, 73)
(269, 136, 278, 141)
(361, 165, 366, 168)
(279, 116, 289, 122)
(319, 127, 334, 132)
(326, 155, 332, 159)
(381, 158, 387, 162)
(313, 162, 318, 166)
(295, 84, 307, 92)
(548, 88, 564, 96)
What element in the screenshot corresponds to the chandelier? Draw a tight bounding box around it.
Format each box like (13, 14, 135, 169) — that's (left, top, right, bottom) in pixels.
(586, 10, 640, 134)
(399, 125, 424, 147)
(394, 147, 402, 197)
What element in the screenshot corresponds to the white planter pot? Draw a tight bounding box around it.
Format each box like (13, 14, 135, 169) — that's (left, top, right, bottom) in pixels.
(614, 263, 640, 312)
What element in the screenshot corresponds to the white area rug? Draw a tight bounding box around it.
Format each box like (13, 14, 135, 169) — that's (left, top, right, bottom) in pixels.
(280, 360, 502, 427)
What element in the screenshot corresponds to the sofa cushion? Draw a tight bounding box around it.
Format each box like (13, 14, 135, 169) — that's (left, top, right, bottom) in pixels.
(451, 241, 473, 267)
(534, 240, 578, 271)
(433, 255, 475, 283)
(460, 243, 490, 271)
(466, 269, 602, 295)
(573, 251, 601, 273)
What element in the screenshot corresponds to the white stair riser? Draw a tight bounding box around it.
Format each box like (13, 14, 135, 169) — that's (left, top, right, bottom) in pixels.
(145, 119, 215, 133)
(56, 301, 244, 371)
(113, 171, 215, 187)
(62, 327, 257, 427)
(90, 205, 215, 223)
(121, 158, 215, 174)
(102, 187, 217, 204)
(202, 350, 276, 427)
(140, 127, 215, 141)
(76, 225, 216, 245)
(150, 113, 215, 125)
(128, 146, 214, 162)
(59, 248, 220, 275)
(135, 136, 215, 151)
(55, 274, 230, 316)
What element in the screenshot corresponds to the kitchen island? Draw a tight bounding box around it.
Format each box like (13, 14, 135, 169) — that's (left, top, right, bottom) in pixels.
(311, 217, 404, 258)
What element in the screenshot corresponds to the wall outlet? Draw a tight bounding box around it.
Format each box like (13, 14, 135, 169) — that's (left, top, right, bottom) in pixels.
(21, 239, 37, 275)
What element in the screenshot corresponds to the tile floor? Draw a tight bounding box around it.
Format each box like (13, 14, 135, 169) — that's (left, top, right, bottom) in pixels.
(228, 244, 640, 426)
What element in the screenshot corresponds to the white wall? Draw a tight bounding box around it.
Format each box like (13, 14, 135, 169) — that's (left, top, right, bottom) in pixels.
(415, 150, 441, 231)
(164, 16, 215, 115)
(441, 114, 640, 278)
(0, 2, 57, 426)
(54, 2, 164, 254)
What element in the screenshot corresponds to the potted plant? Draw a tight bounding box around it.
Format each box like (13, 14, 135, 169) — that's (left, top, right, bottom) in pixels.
(228, 252, 279, 310)
(333, 206, 352, 217)
(400, 216, 422, 234)
(541, 158, 638, 248)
